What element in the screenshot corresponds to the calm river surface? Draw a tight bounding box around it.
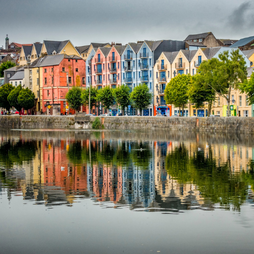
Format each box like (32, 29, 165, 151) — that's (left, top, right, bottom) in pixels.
(0, 129, 254, 254)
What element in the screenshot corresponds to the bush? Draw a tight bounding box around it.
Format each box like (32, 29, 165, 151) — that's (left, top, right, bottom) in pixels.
(92, 117, 102, 129)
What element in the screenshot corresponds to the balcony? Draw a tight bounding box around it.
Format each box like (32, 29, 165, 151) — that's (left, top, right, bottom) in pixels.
(124, 54, 133, 61)
(175, 62, 185, 69)
(110, 78, 117, 84)
(108, 56, 117, 62)
(157, 64, 167, 71)
(124, 77, 132, 83)
(109, 67, 117, 73)
(140, 63, 149, 70)
(140, 52, 149, 58)
(95, 69, 102, 74)
(96, 79, 102, 85)
(124, 66, 133, 72)
(157, 77, 166, 83)
(194, 61, 201, 67)
(141, 76, 149, 82)
(158, 89, 165, 95)
(94, 58, 102, 64)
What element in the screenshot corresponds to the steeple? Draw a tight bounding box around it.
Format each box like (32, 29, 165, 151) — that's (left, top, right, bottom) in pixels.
(5, 34, 9, 50)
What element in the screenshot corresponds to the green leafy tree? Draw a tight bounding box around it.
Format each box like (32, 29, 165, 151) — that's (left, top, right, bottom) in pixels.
(65, 87, 82, 112)
(0, 61, 15, 77)
(96, 86, 115, 110)
(114, 85, 130, 113)
(0, 83, 15, 111)
(81, 87, 98, 109)
(165, 74, 191, 116)
(130, 83, 151, 115)
(17, 88, 35, 110)
(240, 72, 254, 105)
(188, 73, 216, 116)
(7, 85, 23, 112)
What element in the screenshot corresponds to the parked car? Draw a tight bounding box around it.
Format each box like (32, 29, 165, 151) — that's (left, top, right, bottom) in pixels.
(209, 115, 220, 117)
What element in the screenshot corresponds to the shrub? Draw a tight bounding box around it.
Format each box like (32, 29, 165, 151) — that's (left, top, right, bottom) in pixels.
(92, 117, 102, 129)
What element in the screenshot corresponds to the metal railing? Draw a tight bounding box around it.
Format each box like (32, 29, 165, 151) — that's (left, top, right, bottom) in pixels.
(157, 64, 167, 71)
(124, 77, 133, 83)
(140, 52, 149, 58)
(175, 62, 185, 69)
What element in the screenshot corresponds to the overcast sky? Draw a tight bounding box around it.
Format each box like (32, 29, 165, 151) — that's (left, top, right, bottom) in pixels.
(0, 0, 253, 47)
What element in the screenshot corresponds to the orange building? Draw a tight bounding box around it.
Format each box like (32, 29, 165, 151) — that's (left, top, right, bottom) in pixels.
(40, 54, 86, 115)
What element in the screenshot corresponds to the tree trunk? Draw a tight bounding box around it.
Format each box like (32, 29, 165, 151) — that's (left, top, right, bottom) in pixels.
(208, 101, 212, 116)
(227, 87, 231, 117)
(182, 105, 185, 117)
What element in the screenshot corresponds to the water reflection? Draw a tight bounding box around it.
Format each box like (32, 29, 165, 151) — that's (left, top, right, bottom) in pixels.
(0, 131, 254, 212)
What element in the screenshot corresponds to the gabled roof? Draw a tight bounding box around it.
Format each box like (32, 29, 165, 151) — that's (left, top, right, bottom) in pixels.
(219, 39, 238, 46)
(9, 70, 24, 80)
(34, 43, 42, 55)
(43, 40, 69, 55)
(202, 47, 222, 59)
(128, 43, 143, 53)
(230, 36, 254, 48)
(144, 40, 163, 51)
(99, 47, 111, 57)
(113, 45, 126, 55)
(22, 45, 33, 57)
(11, 43, 33, 48)
(242, 49, 254, 59)
(75, 45, 89, 54)
(91, 43, 109, 50)
(185, 32, 212, 41)
(186, 41, 207, 47)
(163, 51, 178, 63)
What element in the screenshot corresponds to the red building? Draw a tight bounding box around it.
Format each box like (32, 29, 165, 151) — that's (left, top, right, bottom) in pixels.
(40, 54, 86, 114)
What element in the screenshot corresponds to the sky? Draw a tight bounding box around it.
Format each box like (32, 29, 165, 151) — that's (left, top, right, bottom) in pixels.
(0, 0, 253, 47)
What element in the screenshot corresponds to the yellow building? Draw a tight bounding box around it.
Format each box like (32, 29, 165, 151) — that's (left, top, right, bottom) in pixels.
(40, 40, 80, 57)
(76, 43, 110, 60)
(19, 45, 33, 66)
(242, 49, 254, 67)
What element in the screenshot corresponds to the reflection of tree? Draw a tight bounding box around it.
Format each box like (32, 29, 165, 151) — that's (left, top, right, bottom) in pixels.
(130, 142, 152, 170)
(166, 144, 251, 211)
(67, 140, 152, 169)
(0, 140, 37, 168)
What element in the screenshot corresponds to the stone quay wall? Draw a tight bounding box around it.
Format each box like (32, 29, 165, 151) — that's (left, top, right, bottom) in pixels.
(0, 115, 254, 134)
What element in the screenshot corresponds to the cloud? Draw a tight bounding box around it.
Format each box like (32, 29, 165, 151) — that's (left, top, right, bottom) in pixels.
(227, 1, 254, 32)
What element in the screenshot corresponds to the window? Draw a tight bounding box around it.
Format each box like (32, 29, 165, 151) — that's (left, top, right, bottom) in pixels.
(186, 69, 188, 74)
(44, 68, 47, 73)
(139, 72, 140, 78)
(218, 97, 220, 106)
(133, 60, 135, 67)
(149, 59, 151, 66)
(76, 60, 78, 63)
(15, 81, 17, 86)
(44, 78, 47, 85)
(47, 90, 49, 96)
(133, 72, 135, 78)
(76, 68, 78, 72)
(150, 71, 151, 77)
(37, 91, 39, 97)
(51, 68, 53, 72)
(150, 82, 151, 89)
(168, 71, 170, 78)
(156, 72, 158, 78)
(103, 64, 105, 70)
(118, 62, 119, 69)
(37, 78, 39, 85)
(192, 69, 195, 75)
(246, 95, 248, 106)
(68, 77, 72, 84)
(82, 77, 85, 84)
(68, 59, 70, 62)
(7, 73, 10, 78)
(239, 96, 242, 106)
(250, 62, 253, 66)
(103, 75, 105, 81)
(118, 74, 119, 80)
(123, 73, 125, 79)
(232, 95, 234, 102)
(199, 39, 203, 42)
(62, 67, 65, 72)
(52, 77, 54, 84)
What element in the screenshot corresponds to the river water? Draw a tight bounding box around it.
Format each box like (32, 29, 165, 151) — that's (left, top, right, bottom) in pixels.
(0, 129, 254, 254)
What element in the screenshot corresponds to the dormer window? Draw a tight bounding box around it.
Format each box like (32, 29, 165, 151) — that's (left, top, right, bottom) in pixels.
(52, 50, 57, 55)
(199, 39, 203, 42)
(193, 39, 197, 42)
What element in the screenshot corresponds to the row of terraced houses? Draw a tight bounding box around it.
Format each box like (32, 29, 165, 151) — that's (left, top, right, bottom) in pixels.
(3, 32, 254, 116)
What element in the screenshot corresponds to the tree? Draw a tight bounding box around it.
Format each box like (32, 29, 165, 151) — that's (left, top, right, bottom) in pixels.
(0, 61, 16, 77)
(96, 86, 115, 110)
(65, 87, 82, 112)
(81, 87, 98, 109)
(201, 50, 247, 117)
(188, 73, 216, 116)
(17, 88, 35, 110)
(114, 85, 130, 113)
(7, 85, 23, 112)
(165, 74, 191, 116)
(240, 72, 254, 105)
(130, 83, 151, 115)
(0, 83, 15, 111)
